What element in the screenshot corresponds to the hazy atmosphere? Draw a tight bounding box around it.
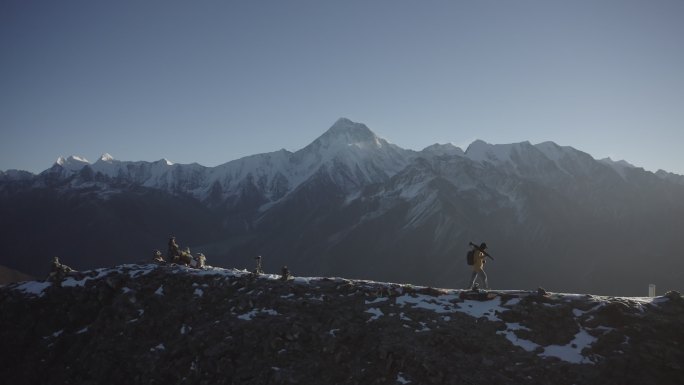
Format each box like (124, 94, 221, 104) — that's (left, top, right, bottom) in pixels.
(3, 3, 684, 383)
(1, 0, 683, 175)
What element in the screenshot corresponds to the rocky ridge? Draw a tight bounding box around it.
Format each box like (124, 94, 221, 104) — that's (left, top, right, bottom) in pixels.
(1, 263, 682, 385)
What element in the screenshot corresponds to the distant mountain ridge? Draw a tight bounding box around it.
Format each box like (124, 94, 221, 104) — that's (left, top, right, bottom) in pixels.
(4, 118, 681, 193)
(1, 118, 683, 296)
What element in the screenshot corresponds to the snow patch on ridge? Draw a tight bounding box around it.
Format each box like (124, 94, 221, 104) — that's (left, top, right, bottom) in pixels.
(365, 307, 384, 321)
(539, 328, 597, 364)
(237, 308, 279, 320)
(13, 281, 51, 296)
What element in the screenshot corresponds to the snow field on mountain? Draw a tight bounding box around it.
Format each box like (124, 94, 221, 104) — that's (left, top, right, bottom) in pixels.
(35, 117, 657, 215)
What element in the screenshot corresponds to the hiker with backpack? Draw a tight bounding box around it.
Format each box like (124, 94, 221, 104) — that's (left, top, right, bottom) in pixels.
(467, 242, 493, 290)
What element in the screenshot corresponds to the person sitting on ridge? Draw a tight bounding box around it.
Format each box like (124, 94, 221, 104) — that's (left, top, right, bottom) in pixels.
(167, 236, 180, 262)
(191, 253, 207, 269)
(47, 256, 74, 283)
(177, 247, 193, 266)
(153, 250, 165, 263)
(280, 265, 292, 281)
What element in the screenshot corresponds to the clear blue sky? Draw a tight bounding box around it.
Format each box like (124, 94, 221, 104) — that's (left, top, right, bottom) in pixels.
(2, 0, 683, 174)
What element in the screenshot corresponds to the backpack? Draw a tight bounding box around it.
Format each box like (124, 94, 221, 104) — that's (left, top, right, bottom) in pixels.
(466, 249, 474, 265)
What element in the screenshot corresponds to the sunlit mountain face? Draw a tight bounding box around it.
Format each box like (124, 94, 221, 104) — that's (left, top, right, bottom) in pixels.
(1, 119, 683, 296)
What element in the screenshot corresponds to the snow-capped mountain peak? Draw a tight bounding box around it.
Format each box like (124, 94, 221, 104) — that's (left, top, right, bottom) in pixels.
(99, 153, 115, 162)
(92, 154, 123, 177)
(294, 118, 395, 166)
(55, 155, 90, 171)
(267, 118, 411, 194)
(312, 118, 382, 150)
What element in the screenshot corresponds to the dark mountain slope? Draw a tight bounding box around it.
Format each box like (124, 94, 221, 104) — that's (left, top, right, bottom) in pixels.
(0, 185, 225, 277)
(0, 265, 34, 285)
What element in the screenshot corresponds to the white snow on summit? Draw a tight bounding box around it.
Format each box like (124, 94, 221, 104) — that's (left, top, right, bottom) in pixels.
(55, 155, 90, 172)
(50, 151, 180, 185)
(312, 118, 383, 150)
(16, 118, 416, 211)
(206, 118, 413, 202)
(34, 119, 674, 209)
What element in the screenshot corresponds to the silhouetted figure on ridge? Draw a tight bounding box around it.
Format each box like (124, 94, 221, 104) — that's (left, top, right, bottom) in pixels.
(467, 242, 493, 290)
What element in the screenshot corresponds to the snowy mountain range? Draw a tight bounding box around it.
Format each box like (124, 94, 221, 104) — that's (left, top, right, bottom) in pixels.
(1, 118, 683, 296)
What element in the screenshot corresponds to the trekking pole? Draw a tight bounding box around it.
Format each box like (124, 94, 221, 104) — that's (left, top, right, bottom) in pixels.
(469, 242, 495, 261)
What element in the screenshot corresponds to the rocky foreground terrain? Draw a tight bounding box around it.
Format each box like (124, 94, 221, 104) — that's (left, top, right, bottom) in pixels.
(1, 263, 682, 385)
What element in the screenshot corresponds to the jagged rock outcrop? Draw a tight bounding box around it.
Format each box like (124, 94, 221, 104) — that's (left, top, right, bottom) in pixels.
(1, 264, 682, 385)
